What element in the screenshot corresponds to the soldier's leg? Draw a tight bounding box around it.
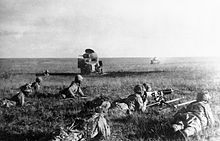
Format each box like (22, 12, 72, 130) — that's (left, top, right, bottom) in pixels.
(17, 92, 25, 106)
(1, 99, 16, 107)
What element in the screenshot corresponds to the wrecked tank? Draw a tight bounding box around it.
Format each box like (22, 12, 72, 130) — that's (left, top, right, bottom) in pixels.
(78, 49, 103, 74)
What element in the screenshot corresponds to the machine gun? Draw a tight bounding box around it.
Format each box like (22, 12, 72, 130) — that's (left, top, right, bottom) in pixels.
(144, 88, 181, 108)
(144, 89, 173, 101)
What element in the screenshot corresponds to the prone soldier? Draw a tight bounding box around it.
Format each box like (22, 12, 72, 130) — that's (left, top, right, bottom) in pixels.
(31, 77, 43, 95)
(52, 101, 111, 141)
(1, 77, 43, 107)
(171, 90, 215, 140)
(125, 84, 149, 112)
(1, 92, 25, 107)
(59, 75, 85, 99)
(19, 77, 43, 97)
(110, 84, 152, 116)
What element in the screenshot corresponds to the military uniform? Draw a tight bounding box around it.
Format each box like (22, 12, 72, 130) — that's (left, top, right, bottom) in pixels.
(125, 93, 148, 112)
(81, 101, 111, 140)
(9, 92, 25, 106)
(1, 77, 42, 107)
(52, 101, 110, 141)
(172, 91, 215, 138)
(66, 82, 84, 98)
(20, 83, 32, 96)
(1, 92, 25, 107)
(111, 84, 149, 114)
(19, 77, 42, 97)
(60, 75, 85, 98)
(31, 82, 41, 94)
(32, 77, 42, 92)
(87, 112, 110, 141)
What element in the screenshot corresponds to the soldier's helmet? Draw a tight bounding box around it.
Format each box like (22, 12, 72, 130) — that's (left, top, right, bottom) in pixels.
(197, 90, 211, 102)
(75, 75, 83, 83)
(36, 77, 43, 83)
(134, 85, 144, 95)
(143, 83, 152, 92)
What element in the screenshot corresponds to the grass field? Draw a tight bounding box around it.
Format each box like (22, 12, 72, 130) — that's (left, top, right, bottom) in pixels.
(0, 57, 220, 141)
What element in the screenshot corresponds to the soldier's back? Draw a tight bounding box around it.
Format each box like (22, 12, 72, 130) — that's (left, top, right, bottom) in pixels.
(31, 82, 40, 91)
(66, 83, 79, 98)
(125, 94, 142, 111)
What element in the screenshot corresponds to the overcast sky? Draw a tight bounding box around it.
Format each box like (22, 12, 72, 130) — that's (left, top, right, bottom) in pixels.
(0, 0, 220, 58)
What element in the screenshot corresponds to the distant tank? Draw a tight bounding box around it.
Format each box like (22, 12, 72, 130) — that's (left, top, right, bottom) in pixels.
(78, 49, 103, 74)
(150, 57, 160, 64)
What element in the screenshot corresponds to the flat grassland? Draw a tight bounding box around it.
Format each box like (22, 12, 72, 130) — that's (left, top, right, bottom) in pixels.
(0, 57, 220, 141)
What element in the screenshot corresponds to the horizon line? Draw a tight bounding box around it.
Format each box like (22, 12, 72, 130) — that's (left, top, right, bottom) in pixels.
(0, 56, 219, 59)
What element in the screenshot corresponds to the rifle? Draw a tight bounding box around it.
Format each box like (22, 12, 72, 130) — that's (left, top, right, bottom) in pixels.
(158, 99, 197, 113)
(145, 97, 183, 108)
(61, 96, 89, 101)
(173, 100, 196, 108)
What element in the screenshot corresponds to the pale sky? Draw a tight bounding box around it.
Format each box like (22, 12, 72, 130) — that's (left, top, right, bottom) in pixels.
(0, 0, 220, 58)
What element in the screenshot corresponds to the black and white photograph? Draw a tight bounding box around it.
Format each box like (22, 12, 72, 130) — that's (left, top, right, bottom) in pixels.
(0, 0, 220, 140)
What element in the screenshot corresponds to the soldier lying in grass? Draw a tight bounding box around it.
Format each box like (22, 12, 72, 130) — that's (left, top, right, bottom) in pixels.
(51, 101, 111, 141)
(1, 91, 25, 107)
(172, 90, 215, 140)
(1, 77, 43, 107)
(83, 95, 110, 112)
(19, 83, 32, 96)
(1, 82, 31, 107)
(31, 77, 43, 93)
(59, 75, 86, 99)
(110, 84, 151, 116)
(19, 77, 43, 97)
(125, 84, 149, 112)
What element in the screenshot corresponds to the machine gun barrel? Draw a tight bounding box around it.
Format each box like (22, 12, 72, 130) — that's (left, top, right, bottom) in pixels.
(158, 88, 173, 95)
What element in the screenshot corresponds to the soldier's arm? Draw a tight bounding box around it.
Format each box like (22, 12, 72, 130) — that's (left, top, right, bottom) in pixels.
(17, 92, 25, 106)
(145, 92, 154, 98)
(203, 104, 215, 127)
(142, 98, 149, 112)
(136, 95, 145, 112)
(207, 107, 215, 126)
(78, 87, 85, 97)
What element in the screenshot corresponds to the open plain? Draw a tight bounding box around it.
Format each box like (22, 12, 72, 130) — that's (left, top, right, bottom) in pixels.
(0, 57, 220, 141)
